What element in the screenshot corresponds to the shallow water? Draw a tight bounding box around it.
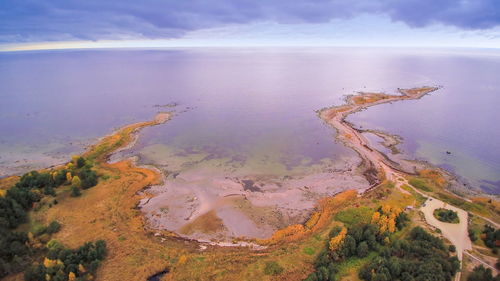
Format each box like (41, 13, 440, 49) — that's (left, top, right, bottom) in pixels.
(1, 48, 499, 237)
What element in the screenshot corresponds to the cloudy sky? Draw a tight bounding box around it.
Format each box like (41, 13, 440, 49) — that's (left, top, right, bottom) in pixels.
(1, 0, 500, 51)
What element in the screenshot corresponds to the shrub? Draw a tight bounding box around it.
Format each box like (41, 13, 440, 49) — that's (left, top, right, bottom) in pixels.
(46, 221, 61, 234)
(70, 186, 81, 197)
(449, 245, 456, 252)
(76, 157, 86, 169)
(32, 224, 47, 237)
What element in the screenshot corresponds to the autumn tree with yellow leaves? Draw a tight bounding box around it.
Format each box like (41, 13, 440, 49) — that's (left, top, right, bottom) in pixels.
(329, 227, 347, 252)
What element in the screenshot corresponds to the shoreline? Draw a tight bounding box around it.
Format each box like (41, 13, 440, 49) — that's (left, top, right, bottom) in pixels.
(318, 86, 440, 187)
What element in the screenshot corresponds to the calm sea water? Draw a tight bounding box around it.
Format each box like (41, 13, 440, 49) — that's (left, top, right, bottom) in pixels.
(0, 48, 499, 193)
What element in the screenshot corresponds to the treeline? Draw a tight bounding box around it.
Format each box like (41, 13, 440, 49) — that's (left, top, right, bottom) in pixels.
(359, 227, 460, 281)
(304, 206, 409, 281)
(0, 219, 61, 278)
(24, 240, 107, 281)
(0, 156, 99, 278)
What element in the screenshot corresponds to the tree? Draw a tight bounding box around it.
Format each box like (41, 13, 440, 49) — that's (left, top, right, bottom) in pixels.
(329, 227, 347, 252)
(71, 186, 81, 197)
(80, 168, 98, 189)
(76, 157, 86, 169)
(46, 221, 61, 234)
(71, 176, 81, 188)
(23, 265, 46, 281)
(357, 241, 369, 258)
(467, 265, 500, 281)
(449, 245, 456, 252)
(66, 172, 73, 183)
(341, 235, 357, 257)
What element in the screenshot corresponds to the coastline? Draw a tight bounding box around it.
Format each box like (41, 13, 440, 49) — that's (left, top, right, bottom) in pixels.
(318, 86, 440, 187)
(1, 90, 499, 280)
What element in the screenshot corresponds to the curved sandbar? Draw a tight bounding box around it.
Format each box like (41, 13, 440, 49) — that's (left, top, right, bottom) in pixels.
(318, 86, 439, 187)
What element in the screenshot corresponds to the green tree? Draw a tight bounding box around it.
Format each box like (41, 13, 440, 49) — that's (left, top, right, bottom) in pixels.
(71, 176, 81, 188)
(76, 157, 86, 169)
(357, 241, 369, 258)
(71, 186, 81, 197)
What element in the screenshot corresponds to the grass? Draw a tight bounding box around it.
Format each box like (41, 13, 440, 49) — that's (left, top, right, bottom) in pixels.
(409, 178, 432, 192)
(407, 173, 497, 221)
(335, 206, 373, 226)
(435, 192, 488, 216)
(303, 247, 316, 255)
(335, 252, 377, 280)
(401, 184, 427, 206)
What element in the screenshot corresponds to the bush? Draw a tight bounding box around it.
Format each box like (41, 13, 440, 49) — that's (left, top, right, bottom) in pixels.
(264, 261, 284, 275)
(70, 186, 81, 197)
(76, 157, 86, 168)
(32, 224, 46, 237)
(80, 168, 98, 189)
(449, 245, 456, 252)
(46, 221, 61, 234)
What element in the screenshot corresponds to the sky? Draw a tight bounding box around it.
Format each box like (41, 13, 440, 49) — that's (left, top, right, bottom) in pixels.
(1, 0, 500, 51)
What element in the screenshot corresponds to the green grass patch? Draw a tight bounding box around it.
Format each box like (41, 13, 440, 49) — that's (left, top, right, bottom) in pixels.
(335, 252, 377, 279)
(409, 178, 432, 192)
(435, 193, 486, 215)
(303, 247, 316, 255)
(335, 206, 373, 226)
(263, 261, 284, 275)
(401, 184, 427, 206)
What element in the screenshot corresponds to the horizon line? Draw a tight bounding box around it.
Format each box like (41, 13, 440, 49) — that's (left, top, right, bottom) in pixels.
(2, 40, 500, 53)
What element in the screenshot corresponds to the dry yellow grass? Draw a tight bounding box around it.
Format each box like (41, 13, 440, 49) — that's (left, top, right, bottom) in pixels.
(351, 93, 390, 105)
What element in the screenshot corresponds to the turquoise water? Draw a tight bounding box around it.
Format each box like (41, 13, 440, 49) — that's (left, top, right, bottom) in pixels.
(1, 48, 499, 193)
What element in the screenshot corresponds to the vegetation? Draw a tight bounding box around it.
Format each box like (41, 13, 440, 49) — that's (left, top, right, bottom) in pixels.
(263, 261, 284, 275)
(359, 227, 460, 281)
(433, 208, 459, 223)
(334, 207, 373, 226)
(24, 240, 107, 281)
(0, 156, 99, 278)
(304, 205, 409, 280)
(467, 265, 500, 281)
(481, 224, 500, 252)
(408, 178, 431, 192)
